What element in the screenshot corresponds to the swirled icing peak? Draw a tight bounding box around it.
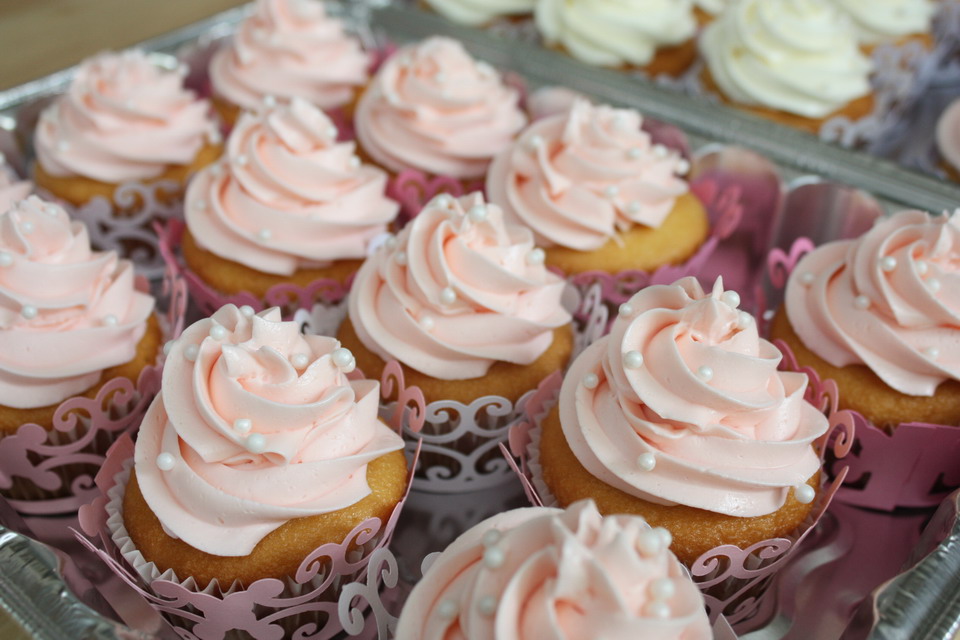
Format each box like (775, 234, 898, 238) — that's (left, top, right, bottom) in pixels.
(826, 0, 935, 44)
(0, 196, 154, 408)
(348, 192, 571, 379)
(937, 99, 960, 176)
(185, 98, 398, 276)
(424, 0, 534, 25)
(35, 50, 217, 182)
(701, 0, 873, 119)
(209, 0, 370, 112)
(786, 210, 960, 397)
(535, 0, 697, 68)
(354, 37, 527, 179)
(561, 276, 827, 517)
(487, 98, 689, 251)
(134, 304, 405, 556)
(395, 500, 711, 640)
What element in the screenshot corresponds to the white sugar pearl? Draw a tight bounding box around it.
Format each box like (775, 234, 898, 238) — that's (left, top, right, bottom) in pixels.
(21, 305, 37, 319)
(675, 159, 690, 175)
(184, 344, 199, 362)
(292, 353, 310, 369)
(20, 221, 34, 234)
(468, 204, 488, 223)
(482, 529, 502, 548)
(637, 452, 656, 471)
(582, 373, 599, 389)
(263, 94, 277, 107)
(483, 546, 505, 569)
(619, 303, 634, 317)
(626, 201, 641, 215)
(649, 577, 676, 601)
(644, 601, 671, 619)
(624, 351, 644, 369)
(240, 305, 255, 317)
(653, 144, 668, 158)
(0, 252, 12, 267)
(439, 287, 457, 305)
(526, 248, 545, 265)
(603, 185, 619, 199)
(245, 433, 267, 454)
(257, 228, 272, 242)
(102, 314, 118, 327)
(208, 129, 223, 145)
(349, 156, 361, 169)
(395, 251, 408, 266)
(434, 72, 446, 83)
(384, 235, 398, 250)
(880, 256, 897, 272)
(916, 259, 929, 275)
(437, 599, 459, 620)
(332, 347, 355, 369)
(794, 484, 815, 504)
(44, 204, 59, 216)
(655, 527, 672, 548)
(627, 148, 643, 160)
(527, 135, 544, 151)
(799, 272, 815, 285)
(636, 529, 662, 556)
(326, 125, 338, 140)
(736, 310, 752, 330)
(234, 418, 253, 434)
(928, 278, 941, 293)
(209, 163, 224, 177)
(163, 340, 175, 356)
(435, 194, 454, 208)
(57, 140, 70, 152)
(923, 347, 939, 359)
(477, 596, 497, 617)
(236, 154, 249, 166)
(195, 199, 207, 210)
(853, 295, 870, 310)
(419, 314, 435, 331)
(721, 290, 740, 309)
(156, 453, 176, 471)
(697, 365, 714, 381)
(209, 323, 227, 340)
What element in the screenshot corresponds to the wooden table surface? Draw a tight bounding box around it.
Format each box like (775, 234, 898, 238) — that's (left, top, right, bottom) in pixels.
(0, 0, 248, 90)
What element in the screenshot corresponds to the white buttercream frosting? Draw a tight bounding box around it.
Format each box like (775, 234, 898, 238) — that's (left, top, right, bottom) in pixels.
(424, 0, 535, 26)
(826, 0, 935, 44)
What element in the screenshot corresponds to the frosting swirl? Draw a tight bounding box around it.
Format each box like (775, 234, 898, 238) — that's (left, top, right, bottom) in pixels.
(0, 197, 154, 408)
(354, 37, 527, 180)
(486, 99, 689, 251)
(0, 162, 31, 212)
(826, 0, 935, 44)
(395, 500, 711, 640)
(786, 210, 960, 397)
(694, 0, 729, 16)
(423, 0, 535, 26)
(35, 50, 217, 182)
(134, 304, 405, 556)
(701, 0, 873, 119)
(209, 0, 370, 112)
(937, 99, 960, 175)
(348, 192, 570, 379)
(534, 0, 697, 68)
(561, 277, 827, 517)
(185, 99, 398, 276)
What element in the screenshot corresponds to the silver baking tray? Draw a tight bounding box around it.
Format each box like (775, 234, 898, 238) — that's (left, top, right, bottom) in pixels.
(1, 2, 959, 639)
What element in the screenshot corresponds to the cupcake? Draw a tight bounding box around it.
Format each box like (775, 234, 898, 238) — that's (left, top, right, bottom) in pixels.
(700, 0, 875, 135)
(773, 209, 960, 429)
(122, 304, 407, 588)
(486, 98, 707, 277)
(208, 0, 370, 129)
(33, 50, 221, 212)
(182, 98, 398, 310)
(353, 37, 527, 193)
(395, 500, 712, 639)
(421, 0, 535, 26)
(537, 277, 828, 565)
(0, 196, 159, 501)
(936, 98, 960, 182)
(825, 0, 936, 51)
(338, 191, 573, 407)
(534, 0, 699, 77)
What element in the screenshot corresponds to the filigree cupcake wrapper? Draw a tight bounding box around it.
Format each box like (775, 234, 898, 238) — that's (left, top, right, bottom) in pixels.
(766, 238, 960, 511)
(0, 268, 187, 516)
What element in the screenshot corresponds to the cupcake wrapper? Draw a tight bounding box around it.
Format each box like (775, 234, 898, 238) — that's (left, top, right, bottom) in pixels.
(0, 267, 187, 516)
(386, 169, 486, 225)
(74, 427, 418, 640)
(158, 219, 355, 320)
(765, 237, 960, 511)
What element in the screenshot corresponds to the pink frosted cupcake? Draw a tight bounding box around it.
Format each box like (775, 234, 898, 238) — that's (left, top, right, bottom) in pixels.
(209, 0, 370, 128)
(395, 500, 711, 639)
(181, 98, 398, 313)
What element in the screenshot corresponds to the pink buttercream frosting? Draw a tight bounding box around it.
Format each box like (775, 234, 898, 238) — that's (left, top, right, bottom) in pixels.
(348, 192, 571, 380)
(936, 99, 960, 175)
(786, 209, 960, 397)
(134, 304, 405, 556)
(185, 98, 398, 276)
(0, 196, 154, 409)
(0, 162, 31, 212)
(486, 99, 689, 251)
(395, 500, 711, 640)
(354, 37, 527, 179)
(35, 50, 217, 183)
(560, 277, 827, 517)
(209, 0, 370, 113)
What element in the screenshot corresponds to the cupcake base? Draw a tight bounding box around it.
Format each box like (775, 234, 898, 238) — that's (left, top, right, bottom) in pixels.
(33, 142, 222, 213)
(770, 307, 960, 429)
(536, 404, 819, 566)
(544, 191, 710, 275)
